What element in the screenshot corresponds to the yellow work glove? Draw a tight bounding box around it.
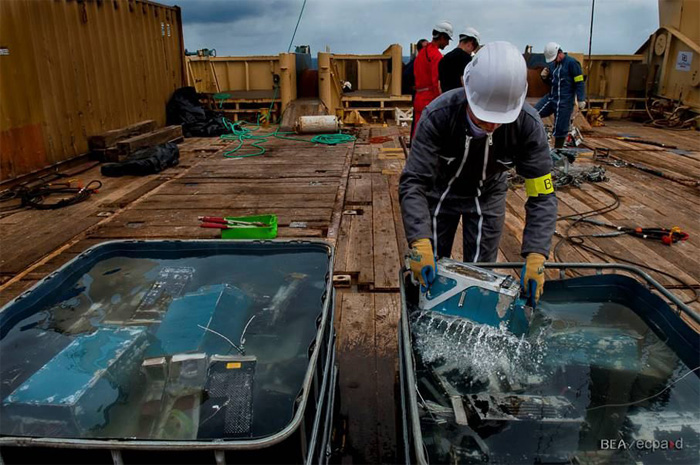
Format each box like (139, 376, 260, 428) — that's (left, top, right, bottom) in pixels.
(522, 253, 546, 303)
(408, 238, 436, 290)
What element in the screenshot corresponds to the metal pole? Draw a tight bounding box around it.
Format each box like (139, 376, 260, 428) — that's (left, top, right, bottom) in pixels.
(287, 0, 308, 53)
(586, 0, 595, 100)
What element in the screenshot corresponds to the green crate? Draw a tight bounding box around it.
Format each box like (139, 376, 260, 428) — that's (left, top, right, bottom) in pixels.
(220, 214, 278, 239)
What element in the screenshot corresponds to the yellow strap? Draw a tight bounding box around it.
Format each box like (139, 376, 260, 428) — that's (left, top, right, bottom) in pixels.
(574, 74, 584, 82)
(524, 173, 555, 197)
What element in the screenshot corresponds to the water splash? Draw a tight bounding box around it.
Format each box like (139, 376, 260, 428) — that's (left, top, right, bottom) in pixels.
(411, 308, 549, 386)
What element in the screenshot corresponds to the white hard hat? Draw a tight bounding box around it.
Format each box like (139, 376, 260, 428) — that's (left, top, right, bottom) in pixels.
(433, 21, 453, 39)
(459, 27, 480, 45)
(544, 42, 560, 63)
(463, 41, 528, 124)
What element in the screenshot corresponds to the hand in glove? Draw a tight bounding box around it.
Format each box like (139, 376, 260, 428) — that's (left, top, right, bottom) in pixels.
(408, 238, 436, 290)
(521, 253, 546, 303)
(540, 68, 550, 80)
(578, 101, 586, 111)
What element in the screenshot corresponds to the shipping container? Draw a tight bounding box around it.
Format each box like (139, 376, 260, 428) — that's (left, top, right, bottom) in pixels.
(0, 0, 186, 181)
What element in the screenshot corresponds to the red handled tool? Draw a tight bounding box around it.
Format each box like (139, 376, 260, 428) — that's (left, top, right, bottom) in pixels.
(200, 222, 256, 229)
(581, 219, 689, 245)
(198, 216, 267, 227)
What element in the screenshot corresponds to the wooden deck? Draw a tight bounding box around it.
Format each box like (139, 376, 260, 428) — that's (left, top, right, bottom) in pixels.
(0, 120, 699, 463)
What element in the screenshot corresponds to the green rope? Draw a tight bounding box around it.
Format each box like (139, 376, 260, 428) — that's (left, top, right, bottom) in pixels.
(221, 118, 356, 158)
(310, 133, 356, 145)
(219, 0, 356, 159)
(214, 92, 231, 109)
(221, 119, 272, 158)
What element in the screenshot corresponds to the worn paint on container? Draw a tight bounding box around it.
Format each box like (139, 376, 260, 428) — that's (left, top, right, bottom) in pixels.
(0, 0, 185, 181)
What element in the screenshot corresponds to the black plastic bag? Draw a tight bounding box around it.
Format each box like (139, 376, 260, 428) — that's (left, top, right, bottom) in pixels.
(166, 86, 227, 137)
(101, 142, 179, 177)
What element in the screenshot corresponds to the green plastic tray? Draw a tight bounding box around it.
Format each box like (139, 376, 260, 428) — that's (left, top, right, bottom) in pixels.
(220, 214, 278, 239)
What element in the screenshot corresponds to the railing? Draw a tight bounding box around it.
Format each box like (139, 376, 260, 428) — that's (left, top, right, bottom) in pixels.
(527, 52, 646, 120)
(186, 53, 297, 117)
(319, 44, 408, 119)
(583, 55, 645, 118)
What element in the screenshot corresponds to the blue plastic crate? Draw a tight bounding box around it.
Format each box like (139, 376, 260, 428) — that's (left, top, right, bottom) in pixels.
(3, 327, 148, 436)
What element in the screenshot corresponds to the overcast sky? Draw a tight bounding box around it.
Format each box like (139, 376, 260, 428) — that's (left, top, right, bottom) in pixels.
(159, 0, 659, 57)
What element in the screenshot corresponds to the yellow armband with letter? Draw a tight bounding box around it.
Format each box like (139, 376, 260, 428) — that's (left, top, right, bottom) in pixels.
(524, 173, 554, 197)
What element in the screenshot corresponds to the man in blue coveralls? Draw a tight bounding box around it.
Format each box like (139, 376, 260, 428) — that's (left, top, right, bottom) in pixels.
(535, 42, 586, 148)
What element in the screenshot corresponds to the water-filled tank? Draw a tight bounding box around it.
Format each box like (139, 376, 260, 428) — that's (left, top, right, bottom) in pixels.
(0, 240, 338, 464)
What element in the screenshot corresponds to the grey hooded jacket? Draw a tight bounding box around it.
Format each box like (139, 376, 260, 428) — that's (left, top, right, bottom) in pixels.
(399, 88, 557, 257)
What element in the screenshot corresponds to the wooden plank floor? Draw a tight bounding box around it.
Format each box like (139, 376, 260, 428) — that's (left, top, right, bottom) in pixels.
(0, 120, 698, 463)
(0, 138, 229, 282)
(0, 135, 351, 303)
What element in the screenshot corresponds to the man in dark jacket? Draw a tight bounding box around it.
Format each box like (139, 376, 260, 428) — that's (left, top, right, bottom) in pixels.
(438, 28, 480, 92)
(402, 39, 429, 95)
(400, 41, 557, 302)
(536, 42, 586, 148)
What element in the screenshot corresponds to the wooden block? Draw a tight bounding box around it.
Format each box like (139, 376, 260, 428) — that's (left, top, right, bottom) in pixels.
(88, 120, 156, 150)
(117, 125, 183, 154)
(372, 174, 400, 290)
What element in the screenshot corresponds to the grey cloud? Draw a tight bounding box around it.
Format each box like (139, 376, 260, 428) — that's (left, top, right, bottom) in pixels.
(159, 0, 659, 57)
(166, 0, 295, 25)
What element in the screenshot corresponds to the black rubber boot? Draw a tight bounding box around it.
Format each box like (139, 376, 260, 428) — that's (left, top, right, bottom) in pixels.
(554, 137, 566, 149)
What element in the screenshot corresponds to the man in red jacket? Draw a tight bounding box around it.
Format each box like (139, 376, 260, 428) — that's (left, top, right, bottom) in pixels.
(412, 21, 453, 138)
